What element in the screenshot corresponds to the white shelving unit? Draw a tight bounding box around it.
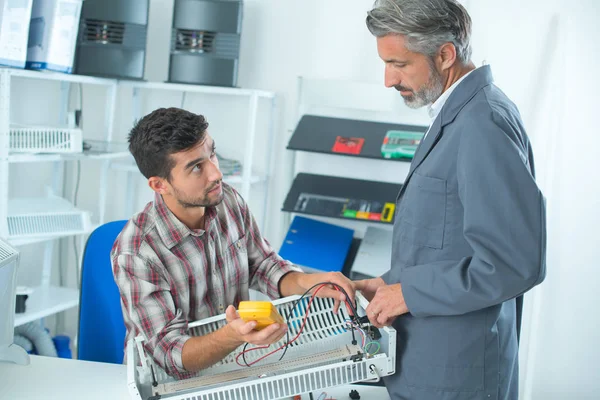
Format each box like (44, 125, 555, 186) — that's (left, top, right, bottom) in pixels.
(2, 68, 115, 85)
(0, 67, 124, 328)
(7, 148, 130, 163)
(118, 79, 275, 99)
(0, 67, 278, 329)
(14, 286, 79, 327)
(110, 157, 267, 184)
(8, 224, 99, 247)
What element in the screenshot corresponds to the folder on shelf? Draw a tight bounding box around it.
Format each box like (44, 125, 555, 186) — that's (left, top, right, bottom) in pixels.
(279, 216, 354, 273)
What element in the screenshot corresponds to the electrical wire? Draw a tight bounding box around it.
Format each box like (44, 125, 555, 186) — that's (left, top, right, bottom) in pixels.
(72, 82, 83, 290)
(365, 341, 380, 356)
(72, 160, 81, 289)
(57, 82, 83, 333)
(279, 281, 358, 362)
(344, 319, 366, 348)
(237, 283, 329, 367)
(237, 281, 359, 367)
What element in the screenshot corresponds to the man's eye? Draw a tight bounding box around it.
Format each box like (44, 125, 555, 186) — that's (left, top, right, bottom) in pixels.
(192, 164, 201, 172)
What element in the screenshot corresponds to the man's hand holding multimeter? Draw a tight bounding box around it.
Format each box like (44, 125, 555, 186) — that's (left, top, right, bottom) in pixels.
(225, 303, 287, 346)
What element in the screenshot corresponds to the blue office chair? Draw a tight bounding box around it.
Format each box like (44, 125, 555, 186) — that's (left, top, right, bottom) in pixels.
(77, 220, 127, 364)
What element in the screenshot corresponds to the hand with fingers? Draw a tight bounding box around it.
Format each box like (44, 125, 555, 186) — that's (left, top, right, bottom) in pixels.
(225, 305, 288, 346)
(353, 276, 386, 301)
(357, 282, 409, 328)
(298, 271, 357, 315)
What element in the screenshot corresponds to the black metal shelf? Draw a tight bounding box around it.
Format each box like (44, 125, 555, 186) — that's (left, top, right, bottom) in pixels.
(282, 173, 402, 225)
(287, 114, 427, 161)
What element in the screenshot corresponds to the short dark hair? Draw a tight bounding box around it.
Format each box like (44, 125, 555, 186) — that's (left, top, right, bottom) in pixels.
(128, 108, 209, 180)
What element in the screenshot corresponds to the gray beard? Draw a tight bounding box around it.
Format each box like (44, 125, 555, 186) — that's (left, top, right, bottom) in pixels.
(403, 65, 445, 109)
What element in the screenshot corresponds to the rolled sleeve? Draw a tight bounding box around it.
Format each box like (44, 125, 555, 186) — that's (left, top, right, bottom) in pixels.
(157, 330, 193, 380)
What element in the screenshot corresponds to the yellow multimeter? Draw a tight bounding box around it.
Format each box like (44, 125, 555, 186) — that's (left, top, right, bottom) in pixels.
(238, 301, 285, 330)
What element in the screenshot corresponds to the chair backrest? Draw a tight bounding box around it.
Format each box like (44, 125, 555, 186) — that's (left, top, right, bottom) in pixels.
(77, 220, 127, 364)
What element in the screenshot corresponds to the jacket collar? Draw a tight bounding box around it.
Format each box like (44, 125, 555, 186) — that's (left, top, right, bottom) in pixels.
(398, 65, 495, 199)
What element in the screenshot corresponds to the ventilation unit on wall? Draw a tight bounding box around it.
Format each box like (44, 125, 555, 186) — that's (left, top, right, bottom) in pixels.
(74, 0, 149, 80)
(169, 0, 242, 87)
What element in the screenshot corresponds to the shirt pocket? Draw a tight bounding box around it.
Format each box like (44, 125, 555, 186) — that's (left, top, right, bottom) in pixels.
(222, 236, 249, 286)
(399, 172, 447, 249)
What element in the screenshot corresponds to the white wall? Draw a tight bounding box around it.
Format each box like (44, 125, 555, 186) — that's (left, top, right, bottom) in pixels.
(463, 1, 600, 398)
(9, 0, 599, 397)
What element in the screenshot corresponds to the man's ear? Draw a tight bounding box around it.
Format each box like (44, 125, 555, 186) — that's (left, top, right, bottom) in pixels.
(437, 42, 457, 71)
(148, 176, 170, 195)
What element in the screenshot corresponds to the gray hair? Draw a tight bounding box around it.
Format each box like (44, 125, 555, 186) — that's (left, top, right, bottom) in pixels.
(366, 0, 472, 64)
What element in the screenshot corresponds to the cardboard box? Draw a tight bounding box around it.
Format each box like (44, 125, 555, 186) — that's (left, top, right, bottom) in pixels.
(0, 0, 34, 68)
(25, 0, 83, 73)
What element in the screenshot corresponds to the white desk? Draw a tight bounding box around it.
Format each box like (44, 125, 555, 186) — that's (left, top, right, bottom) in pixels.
(0, 356, 391, 400)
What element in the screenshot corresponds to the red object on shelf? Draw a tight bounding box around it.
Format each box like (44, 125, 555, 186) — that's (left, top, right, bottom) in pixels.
(331, 136, 365, 155)
(368, 213, 382, 221)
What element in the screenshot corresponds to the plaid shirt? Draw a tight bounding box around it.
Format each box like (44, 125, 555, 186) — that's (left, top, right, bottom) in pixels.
(111, 183, 299, 379)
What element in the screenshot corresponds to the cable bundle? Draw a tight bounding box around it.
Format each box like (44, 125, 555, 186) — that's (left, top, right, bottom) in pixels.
(236, 282, 361, 367)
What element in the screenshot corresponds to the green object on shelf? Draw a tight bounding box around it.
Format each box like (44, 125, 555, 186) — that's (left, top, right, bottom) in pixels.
(343, 209, 357, 218)
(381, 130, 424, 159)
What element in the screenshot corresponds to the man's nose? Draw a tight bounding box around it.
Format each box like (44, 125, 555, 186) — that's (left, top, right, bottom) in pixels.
(384, 65, 401, 88)
(207, 158, 223, 181)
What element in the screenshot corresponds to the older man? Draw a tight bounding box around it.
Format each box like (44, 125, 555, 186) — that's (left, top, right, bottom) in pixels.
(355, 1, 547, 399)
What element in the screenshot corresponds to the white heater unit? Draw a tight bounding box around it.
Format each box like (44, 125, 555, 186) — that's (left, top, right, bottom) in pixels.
(9, 124, 83, 154)
(7, 196, 91, 239)
(128, 292, 396, 400)
(0, 239, 29, 365)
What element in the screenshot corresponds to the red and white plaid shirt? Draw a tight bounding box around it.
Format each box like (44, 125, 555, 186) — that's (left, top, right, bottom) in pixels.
(111, 183, 299, 379)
